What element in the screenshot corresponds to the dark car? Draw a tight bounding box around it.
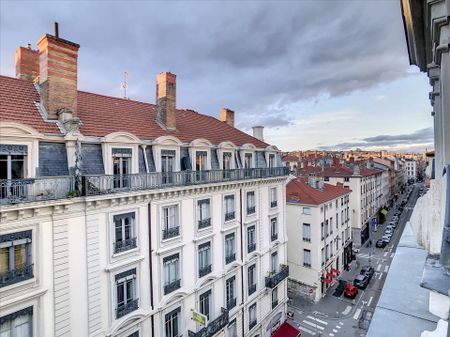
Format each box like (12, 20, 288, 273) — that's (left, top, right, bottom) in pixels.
(333, 280, 347, 297)
(354, 274, 370, 289)
(360, 266, 374, 278)
(376, 239, 387, 248)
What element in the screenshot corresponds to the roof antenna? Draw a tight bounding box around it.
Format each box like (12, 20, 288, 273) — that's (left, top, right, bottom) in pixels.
(54, 22, 59, 38)
(120, 71, 128, 99)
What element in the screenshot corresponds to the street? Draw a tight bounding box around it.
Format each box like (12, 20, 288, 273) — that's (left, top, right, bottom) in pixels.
(287, 183, 423, 337)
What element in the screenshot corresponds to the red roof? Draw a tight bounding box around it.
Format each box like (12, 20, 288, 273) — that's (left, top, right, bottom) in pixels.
(282, 155, 299, 162)
(0, 75, 268, 147)
(286, 178, 351, 205)
(0, 75, 60, 134)
(272, 322, 300, 337)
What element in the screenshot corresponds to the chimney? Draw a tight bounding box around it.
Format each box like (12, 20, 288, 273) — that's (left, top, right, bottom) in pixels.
(37, 23, 80, 121)
(252, 126, 264, 141)
(156, 72, 177, 131)
(220, 108, 235, 127)
(15, 45, 39, 81)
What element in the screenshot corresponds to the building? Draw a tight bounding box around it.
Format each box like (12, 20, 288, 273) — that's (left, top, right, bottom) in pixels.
(0, 26, 294, 337)
(281, 154, 299, 174)
(405, 159, 418, 182)
(286, 177, 352, 302)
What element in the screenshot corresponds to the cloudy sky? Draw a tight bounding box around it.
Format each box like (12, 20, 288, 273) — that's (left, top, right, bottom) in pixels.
(0, 1, 433, 152)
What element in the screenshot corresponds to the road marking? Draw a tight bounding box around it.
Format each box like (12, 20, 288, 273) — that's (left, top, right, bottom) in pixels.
(376, 264, 381, 271)
(353, 308, 362, 320)
(297, 324, 316, 335)
(306, 316, 328, 325)
(302, 320, 325, 330)
(336, 325, 341, 329)
(342, 305, 352, 315)
(339, 322, 344, 325)
(368, 296, 373, 306)
(390, 253, 395, 258)
(329, 334, 335, 337)
(378, 272, 383, 279)
(383, 252, 388, 257)
(333, 329, 338, 333)
(384, 265, 389, 273)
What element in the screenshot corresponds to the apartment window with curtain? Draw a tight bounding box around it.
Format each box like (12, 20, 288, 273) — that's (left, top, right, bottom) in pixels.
(195, 151, 208, 182)
(163, 253, 180, 295)
(227, 319, 237, 337)
(0, 307, 33, 337)
(161, 149, 175, 184)
(224, 195, 235, 221)
(162, 205, 179, 240)
(303, 223, 311, 242)
(270, 218, 278, 241)
(248, 264, 256, 295)
(225, 233, 236, 264)
(247, 225, 256, 253)
(249, 303, 257, 329)
(165, 308, 181, 337)
(270, 251, 278, 273)
(115, 268, 138, 319)
(268, 154, 275, 168)
(226, 276, 236, 310)
(113, 212, 137, 254)
(112, 148, 131, 188)
(303, 249, 311, 267)
(244, 153, 253, 169)
(272, 287, 278, 309)
(197, 199, 211, 229)
(270, 187, 277, 207)
(199, 290, 211, 320)
(246, 191, 256, 215)
(198, 242, 212, 277)
(0, 230, 33, 288)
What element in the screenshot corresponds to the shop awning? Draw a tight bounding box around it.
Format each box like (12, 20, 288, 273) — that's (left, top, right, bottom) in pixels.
(272, 322, 301, 337)
(331, 268, 340, 275)
(381, 209, 388, 216)
(326, 272, 336, 279)
(322, 277, 333, 284)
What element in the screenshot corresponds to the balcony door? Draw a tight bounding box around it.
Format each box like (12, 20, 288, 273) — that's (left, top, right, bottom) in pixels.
(112, 148, 131, 189)
(161, 150, 175, 185)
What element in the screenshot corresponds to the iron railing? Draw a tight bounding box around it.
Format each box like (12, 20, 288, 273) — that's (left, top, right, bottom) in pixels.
(0, 263, 34, 287)
(114, 237, 137, 254)
(271, 200, 277, 208)
(164, 279, 181, 295)
(249, 319, 257, 330)
(224, 211, 235, 221)
(247, 242, 256, 253)
(248, 283, 256, 295)
(116, 298, 139, 319)
(163, 226, 180, 240)
(247, 206, 256, 215)
(0, 176, 75, 205)
(226, 297, 236, 310)
(271, 233, 278, 241)
(225, 253, 236, 264)
(188, 308, 229, 337)
(265, 264, 289, 289)
(199, 264, 212, 278)
(272, 300, 279, 309)
(198, 218, 211, 229)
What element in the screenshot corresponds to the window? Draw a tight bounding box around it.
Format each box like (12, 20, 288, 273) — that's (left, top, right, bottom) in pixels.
(321, 222, 324, 240)
(324, 176, 329, 181)
(0, 149, 26, 180)
(227, 319, 237, 337)
(268, 154, 275, 168)
(270, 188, 277, 208)
(0, 230, 33, 287)
(247, 226, 256, 253)
(115, 268, 138, 319)
(223, 152, 232, 170)
(271, 252, 278, 273)
(113, 212, 137, 254)
(161, 150, 175, 184)
(336, 199, 338, 208)
(162, 205, 179, 240)
(270, 218, 278, 241)
(199, 290, 211, 320)
(325, 245, 329, 260)
(272, 287, 278, 309)
(248, 264, 256, 295)
(247, 191, 256, 215)
(225, 233, 236, 264)
(226, 276, 236, 310)
(341, 210, 344, 225)
(249, 303, 257, 329)
(163, 254, 180, 295)
(198, 242, 212, 277)
(112, 148, 131, 188)
(321, 248, 325, 266)
(224, 195, 235, 221)
(344, 177, 350, 182)
(330, 217, 333, 234)
(0, 307, 33, 337)
(303, 249, 311, 267)
(196, 151, 207, 171)
(197, 199, 211, 229)
(336, 238, 339, 251)
(244, 153, 253, 169)
(336, 213, 339, 229)
(303, 207, 311, 215)
(165, 308, 181, 337)
(302, 223, 311, 242)
(325, 220, 329, 237)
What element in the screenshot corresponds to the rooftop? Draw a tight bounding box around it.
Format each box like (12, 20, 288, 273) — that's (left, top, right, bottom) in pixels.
(286, 178, 351, 205)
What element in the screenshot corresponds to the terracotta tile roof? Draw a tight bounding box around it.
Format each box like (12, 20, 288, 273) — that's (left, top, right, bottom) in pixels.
(0, 75, 268, 147)
(297, 165, 383, 178)
(286, 178, 351, 205)
(0, 75, 60, 134)
(281, 155, 299, 162)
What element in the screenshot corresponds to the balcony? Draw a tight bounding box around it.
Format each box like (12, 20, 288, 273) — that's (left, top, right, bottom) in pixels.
(225, 253, 236, 264)
(164, 279, 181, 295)
(224, 211, 235, 221)
(265, 264, 289, 289)
(249, 319, 257, 330)
(0, 263, 34, 287)
(114, 237, 137, 254)
(116, 298, 139, 319)
(248, 283, 256, 295)
(226, 297, 236, 310)
(198, 218, 211, 229)
(271, 200, 277, 208)
(247, 206, 255, 215)
(303, 237, 311, 242)
(188, 307, 229, 337)
(0, 176, 75, 205)
(199, 264, 212, 278)
(162, 226, 180, 240)
(247, 242, 256, 253)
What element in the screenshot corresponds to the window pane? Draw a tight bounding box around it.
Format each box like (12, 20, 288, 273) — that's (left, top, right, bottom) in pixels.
(10, 156, 25, 179)
(14, 244, 26, 268)
(0, 247, 9, 273)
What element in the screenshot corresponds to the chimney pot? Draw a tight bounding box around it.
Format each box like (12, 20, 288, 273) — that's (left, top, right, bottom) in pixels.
(156, 71, 177, 131)
(252, 126, 264, 141)
(220, 108, 235, 127)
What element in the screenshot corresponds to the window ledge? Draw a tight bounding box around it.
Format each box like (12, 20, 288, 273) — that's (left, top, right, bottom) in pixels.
(105, 255, 145, 272)
(192, 232, 215, 243)
(420, 254, 450, 297)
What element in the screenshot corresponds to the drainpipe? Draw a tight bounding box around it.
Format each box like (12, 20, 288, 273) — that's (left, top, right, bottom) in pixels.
(440, 165, 450, 273)
(148, 202, 155, 337)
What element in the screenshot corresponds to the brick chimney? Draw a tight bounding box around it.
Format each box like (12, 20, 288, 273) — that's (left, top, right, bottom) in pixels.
(220, 108, 234, 127)
(156, 72, 177, 131)
(37, 23, 80, 122)
(15, 45, 39, 81)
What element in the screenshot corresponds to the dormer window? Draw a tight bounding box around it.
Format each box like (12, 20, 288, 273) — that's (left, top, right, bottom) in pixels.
(268, 154, 275, 168)
(244, 153, 253, 169)
(161, 150, 175, 184)
(195, 151, 207, 171)
(0, 144, 28, 180)
(112, 148, 131, 189)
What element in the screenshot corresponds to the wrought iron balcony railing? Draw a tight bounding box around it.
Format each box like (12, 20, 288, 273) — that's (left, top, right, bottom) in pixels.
(247, 242, 256, 253)
(265, 264, 289, 289)
(116, 298, 139, 319)
(199, 264, 212, 278)
(247, 206, 256, 215)
(248, 283, 256, 295)
(224, 211, 235, 221)
(198, 218, 211, 229)
(271, 233, 278, 241)
(0, 263, 34, 287)
(162, 226, 180, 240)
(249, 319, 257, 330)
(0, 177, 75, 205)
(271, 200, 277, 208)
(113, 237, 137, 254)
(164, 279, 181, 295)
(226, 297, 236, 310)
(188, 307, 229, 337)
(225, 253, 236, 264)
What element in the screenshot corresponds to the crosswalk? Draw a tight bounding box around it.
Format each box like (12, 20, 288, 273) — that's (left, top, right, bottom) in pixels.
(295, 316, 345, 337)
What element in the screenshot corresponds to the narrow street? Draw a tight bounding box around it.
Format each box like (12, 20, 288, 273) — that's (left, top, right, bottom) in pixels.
(287, 183, 423, 337)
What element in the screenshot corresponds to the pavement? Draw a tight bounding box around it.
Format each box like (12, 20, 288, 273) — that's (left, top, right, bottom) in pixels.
(287, 183, 423, 337)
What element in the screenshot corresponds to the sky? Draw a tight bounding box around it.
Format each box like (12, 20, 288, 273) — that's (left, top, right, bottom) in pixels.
(0, 1, 434, 153)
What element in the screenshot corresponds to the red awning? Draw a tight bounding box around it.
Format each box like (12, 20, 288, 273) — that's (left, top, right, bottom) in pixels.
(326, 272, 336, 279)
(322, 277, 333, 284)
(272, 322, 301, 337)
(331, 268, 340, 275)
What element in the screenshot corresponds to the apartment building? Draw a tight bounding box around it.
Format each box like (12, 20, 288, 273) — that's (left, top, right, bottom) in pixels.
(0, 27, 294, 337)
(286, 177, 352, 302)
(405, 159, 418, 182)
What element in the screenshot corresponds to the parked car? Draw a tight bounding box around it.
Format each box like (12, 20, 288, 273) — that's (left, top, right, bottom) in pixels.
(376, 239, 388, 248)
(386, 225, 395, 232)
(361, 265, 375, 278)
(382, 233, 392, 241)
(344, 284, 358, 298)
(333, 280, 347, 297)
(354, 274, 370, 289)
